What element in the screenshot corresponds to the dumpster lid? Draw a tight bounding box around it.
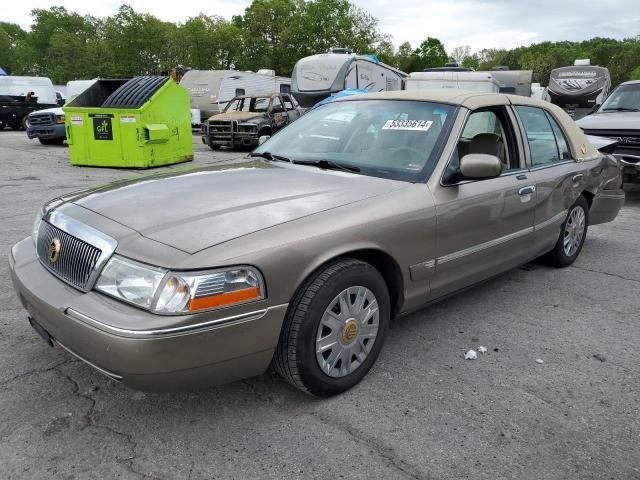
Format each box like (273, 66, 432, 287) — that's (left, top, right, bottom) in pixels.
(102, 76, 168, 109)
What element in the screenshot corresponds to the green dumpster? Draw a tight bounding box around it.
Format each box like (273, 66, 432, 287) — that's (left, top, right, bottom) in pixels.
(63, 76, 193, 168)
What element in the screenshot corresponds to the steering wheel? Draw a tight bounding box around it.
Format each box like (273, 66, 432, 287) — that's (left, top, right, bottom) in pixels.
(391, 146, 424, 166)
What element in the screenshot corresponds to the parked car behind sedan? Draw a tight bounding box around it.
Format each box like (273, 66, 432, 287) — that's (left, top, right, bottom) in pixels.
(10, 91, 623, 397)
(576, 80, 640, 184)
(26, 107, 66, 145)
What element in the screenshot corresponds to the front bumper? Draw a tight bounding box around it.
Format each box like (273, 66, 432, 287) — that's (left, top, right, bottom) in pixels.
(9, 238, 287, 391)
(27, 124, 65, 140)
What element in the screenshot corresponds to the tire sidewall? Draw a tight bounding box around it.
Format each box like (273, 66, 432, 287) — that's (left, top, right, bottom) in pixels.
(554, 196, 589, 267)
(296, 263, 390, 396)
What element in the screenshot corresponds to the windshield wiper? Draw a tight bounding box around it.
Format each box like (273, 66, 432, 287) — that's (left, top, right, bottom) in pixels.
(249, 151, 291, 162)
(601, 107, 640, 112)
(292, 159, 361, 173)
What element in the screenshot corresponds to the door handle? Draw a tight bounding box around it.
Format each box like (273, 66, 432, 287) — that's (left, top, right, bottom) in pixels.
(572, 174, 584, 184)
(516, 174, 528, 180)
(518, 185, 536, 196)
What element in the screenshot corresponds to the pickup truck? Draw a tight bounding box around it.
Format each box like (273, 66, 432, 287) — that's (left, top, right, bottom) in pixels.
(202, 93, 302, 149)
(26, 107, 66, 145)
(0, 95, 56, 130)
(577, 80, 640, 183)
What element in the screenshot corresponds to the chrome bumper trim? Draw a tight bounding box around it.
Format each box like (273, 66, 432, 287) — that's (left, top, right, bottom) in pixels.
(55, 339, 123, 381)
(65, 306, 281, 339)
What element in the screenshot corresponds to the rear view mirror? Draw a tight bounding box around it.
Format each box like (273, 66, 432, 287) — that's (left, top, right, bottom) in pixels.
(258, 135, 271, 145)
(459, 154, 502, 179)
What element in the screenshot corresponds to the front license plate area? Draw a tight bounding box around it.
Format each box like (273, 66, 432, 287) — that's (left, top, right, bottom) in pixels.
(28, 317, 54, 347)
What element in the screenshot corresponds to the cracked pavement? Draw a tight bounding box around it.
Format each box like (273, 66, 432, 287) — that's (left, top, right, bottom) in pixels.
(1, 130, 639, 479)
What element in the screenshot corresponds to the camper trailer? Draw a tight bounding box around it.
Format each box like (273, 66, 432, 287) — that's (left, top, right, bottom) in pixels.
(180, 70, 292, 123)
(291, 48, 408, 108)
(406, 71, 500, 93)
(484, 67, 533, 97)
(546, 60, 611, 119)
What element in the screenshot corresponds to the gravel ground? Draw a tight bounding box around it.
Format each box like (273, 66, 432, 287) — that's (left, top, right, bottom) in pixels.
(1, 129, 639, 480)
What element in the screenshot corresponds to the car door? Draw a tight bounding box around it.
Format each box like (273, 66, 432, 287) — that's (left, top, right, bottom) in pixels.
(513, 105, 588, 255)
(429, 106, 537, 298)
(270, 96, 288, 130)
(282, 94, 300, 122)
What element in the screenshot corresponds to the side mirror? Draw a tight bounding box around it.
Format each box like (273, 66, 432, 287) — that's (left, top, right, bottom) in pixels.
(258, 135, 271, 145)
(459, 154, 502, 179)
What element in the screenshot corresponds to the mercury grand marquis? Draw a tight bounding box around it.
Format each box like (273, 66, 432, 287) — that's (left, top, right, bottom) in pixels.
(9, 91, 624, 396)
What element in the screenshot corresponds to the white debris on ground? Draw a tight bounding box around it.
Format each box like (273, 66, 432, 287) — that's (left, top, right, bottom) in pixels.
(478, 346, 488, 354)
(464, 350, 478, 360)
(535, 358, 544, 364)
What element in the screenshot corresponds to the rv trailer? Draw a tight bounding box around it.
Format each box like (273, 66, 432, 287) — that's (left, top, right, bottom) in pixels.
(484, 67, 533, 97)
(180, 70, 292, 123)
(406, 71, 500, 93)
(291, 48, 408, 108)
(546, 60, 611, 119)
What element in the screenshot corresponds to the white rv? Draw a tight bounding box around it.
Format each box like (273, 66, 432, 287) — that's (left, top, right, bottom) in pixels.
(180, 70, 292, 123)
(405, 71, 500, 93)
(291, 48, 408, 107)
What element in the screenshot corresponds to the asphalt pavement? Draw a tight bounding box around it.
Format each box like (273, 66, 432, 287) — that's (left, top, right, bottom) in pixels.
(1, 129, 639, 479)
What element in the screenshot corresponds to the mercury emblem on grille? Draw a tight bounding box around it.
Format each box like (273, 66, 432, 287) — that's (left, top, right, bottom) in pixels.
(48, 238, 61, 263)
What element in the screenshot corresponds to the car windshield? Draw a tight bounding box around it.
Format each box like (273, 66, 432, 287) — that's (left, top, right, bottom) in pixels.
(224, 97, 271, 113)
(599, 84, 640, 112)
(253, 100, 455, 181)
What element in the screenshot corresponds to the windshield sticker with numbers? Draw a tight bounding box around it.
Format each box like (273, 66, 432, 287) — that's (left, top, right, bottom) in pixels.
(382, 119, 433, 131)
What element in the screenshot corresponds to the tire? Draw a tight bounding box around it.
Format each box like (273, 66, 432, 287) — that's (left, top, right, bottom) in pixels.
(38, 138, 64, 145)
(21, 116, 30, 129)
(273, 258, 390, 397)
(0, 122, 5, 130)
(546, 196, 589, 267)
(208, 143, 220, 150)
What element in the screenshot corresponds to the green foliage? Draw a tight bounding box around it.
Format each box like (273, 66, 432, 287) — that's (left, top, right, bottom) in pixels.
(2, 3, 639, 88)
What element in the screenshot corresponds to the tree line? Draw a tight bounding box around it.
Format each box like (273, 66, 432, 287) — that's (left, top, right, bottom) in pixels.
(1, 1, 639, 87)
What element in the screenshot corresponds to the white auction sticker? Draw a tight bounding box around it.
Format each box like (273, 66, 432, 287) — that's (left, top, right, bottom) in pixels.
(120, 115, 136, 123)
(382, 119, 432, 131)
(71, 115, 83, 126)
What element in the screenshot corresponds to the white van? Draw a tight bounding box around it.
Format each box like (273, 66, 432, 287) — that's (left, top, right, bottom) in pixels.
(406, 71, 500, 93)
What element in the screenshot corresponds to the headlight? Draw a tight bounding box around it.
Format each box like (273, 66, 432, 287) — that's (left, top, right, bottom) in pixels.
(95, 256, 166, 309)
(94, 256, 264, 314)
(55, 115, 65, 124)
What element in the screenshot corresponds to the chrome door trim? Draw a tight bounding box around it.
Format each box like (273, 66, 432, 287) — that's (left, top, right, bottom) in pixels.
(435, 209, 567, 267)
(437, 226, 534, 265)
(533, 210, 567, 231)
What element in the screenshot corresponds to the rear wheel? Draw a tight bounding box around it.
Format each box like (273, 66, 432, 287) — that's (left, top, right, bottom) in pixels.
(21, 115, 30, 129)
(546, 196, 589, 267)
(273, 258, 390, 397)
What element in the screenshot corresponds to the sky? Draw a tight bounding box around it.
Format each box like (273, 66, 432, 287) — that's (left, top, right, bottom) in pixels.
(3, 0, 640, 52)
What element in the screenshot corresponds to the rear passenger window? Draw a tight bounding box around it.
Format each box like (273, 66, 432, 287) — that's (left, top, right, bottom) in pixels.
(515, 106, 562, 166)
(546, 113, 572, 160)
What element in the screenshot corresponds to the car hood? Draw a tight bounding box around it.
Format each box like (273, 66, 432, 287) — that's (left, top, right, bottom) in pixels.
(65, 160, 405, 254)
(577, 112, 640, 130)
(208, 112, 265, 123)
(30, 107, 64, 116)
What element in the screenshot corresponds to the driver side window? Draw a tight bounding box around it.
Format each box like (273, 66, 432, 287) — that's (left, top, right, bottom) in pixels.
(444, 107, 519, 184)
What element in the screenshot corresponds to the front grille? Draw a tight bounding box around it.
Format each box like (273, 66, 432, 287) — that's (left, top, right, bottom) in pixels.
(582, 129, 640, 155)
(36, 221, 102, 290)
(209, 120, 237, 140)
(29, 113, 55, 126)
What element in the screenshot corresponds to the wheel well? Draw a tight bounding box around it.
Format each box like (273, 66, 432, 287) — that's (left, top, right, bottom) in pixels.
(258, 126, 272, 136)
(339, 249, 404, 317)
(581, 190, 594, 209)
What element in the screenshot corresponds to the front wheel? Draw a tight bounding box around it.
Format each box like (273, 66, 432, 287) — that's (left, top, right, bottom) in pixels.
(273, 259, 390, 397)
(546, 196, 589, 267)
